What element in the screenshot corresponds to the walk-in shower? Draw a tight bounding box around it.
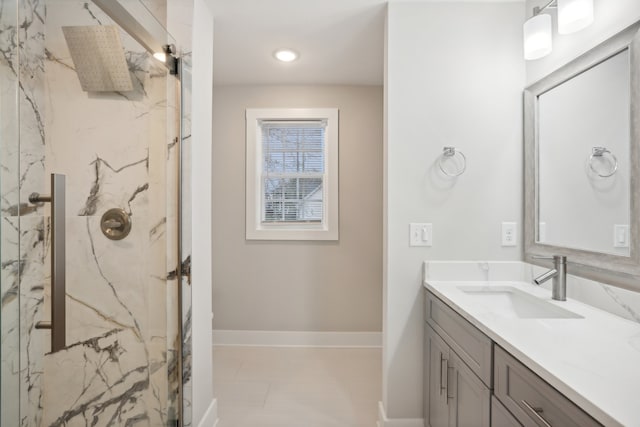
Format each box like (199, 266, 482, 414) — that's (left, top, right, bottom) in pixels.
(0, 0, 192, 426)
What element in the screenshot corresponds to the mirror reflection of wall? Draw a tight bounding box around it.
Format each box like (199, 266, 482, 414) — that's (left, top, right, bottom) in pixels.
(537, 49, 630, 256)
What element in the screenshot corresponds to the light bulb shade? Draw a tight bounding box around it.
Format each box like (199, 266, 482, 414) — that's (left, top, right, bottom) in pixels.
(558, 0, 594, 34)
(524, 14, 553, 60)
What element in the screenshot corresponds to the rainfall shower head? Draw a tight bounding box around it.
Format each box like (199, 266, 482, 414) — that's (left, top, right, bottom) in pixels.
(62, 25, 134, 92)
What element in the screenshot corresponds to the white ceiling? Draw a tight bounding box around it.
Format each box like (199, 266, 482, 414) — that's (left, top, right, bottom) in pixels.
(208, 0, 387, 86)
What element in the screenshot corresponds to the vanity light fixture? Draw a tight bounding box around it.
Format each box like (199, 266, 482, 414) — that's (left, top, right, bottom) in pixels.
(524, 13, 553, 60)
(558, 0, 594, 34)
(523, 0, 594, 60)
(274, 49, 299, 62)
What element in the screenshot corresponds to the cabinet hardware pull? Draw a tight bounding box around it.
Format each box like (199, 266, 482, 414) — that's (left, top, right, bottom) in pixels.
(446, 366, 455, 402)
(440, 355, 447, 395)
(521, 400, 552, 427)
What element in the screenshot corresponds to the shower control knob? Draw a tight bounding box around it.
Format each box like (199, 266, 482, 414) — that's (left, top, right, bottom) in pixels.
(100, 208, 132, 241)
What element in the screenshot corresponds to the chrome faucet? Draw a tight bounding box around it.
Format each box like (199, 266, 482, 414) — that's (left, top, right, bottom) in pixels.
(533, 255, 567, 301)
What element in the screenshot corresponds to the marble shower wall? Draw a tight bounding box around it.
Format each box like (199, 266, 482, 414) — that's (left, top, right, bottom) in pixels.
(0, 0, 181, 425)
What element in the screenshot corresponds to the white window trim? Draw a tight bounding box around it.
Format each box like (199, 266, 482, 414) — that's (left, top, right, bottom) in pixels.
(246, 108, 339, 240)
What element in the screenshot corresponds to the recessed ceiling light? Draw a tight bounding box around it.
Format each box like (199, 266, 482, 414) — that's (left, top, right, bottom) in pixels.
(274, 49, 299, 62)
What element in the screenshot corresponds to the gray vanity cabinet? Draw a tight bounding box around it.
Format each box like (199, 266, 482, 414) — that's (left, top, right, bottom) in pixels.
(424, 290, 603, 427)
(424, 291, 492, 427)
(425, 325, 491, 427)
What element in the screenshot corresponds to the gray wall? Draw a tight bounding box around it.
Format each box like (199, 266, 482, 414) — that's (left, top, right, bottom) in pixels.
(383, 2, 525, 421)
(212, 85, 383, 332)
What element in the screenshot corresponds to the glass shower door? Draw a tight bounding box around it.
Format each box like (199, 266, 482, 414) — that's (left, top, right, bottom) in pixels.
(0, 0, 23, 425)
(0, 0, 184, 425)
(178, 51, 193, 427)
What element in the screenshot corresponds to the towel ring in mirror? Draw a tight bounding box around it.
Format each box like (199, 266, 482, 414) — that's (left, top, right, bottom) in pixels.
(588, 146, 618, 178)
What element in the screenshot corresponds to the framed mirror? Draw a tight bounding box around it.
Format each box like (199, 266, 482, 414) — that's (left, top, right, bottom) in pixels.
(524, 21, 640, 288)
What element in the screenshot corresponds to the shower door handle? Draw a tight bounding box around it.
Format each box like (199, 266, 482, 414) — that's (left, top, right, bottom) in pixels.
(30, 174, 66, 353)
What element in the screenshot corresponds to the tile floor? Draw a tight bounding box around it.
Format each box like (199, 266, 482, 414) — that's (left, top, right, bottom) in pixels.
(213, 346, 382, 427)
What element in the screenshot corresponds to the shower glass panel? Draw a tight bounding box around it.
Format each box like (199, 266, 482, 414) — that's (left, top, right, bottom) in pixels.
(179, 52, 193, 427)
(0, 0, 189, 425)
(0, 0, 21, 426)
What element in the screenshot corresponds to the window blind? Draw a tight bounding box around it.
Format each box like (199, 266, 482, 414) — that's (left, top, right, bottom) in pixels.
(260, 121, 326, 223)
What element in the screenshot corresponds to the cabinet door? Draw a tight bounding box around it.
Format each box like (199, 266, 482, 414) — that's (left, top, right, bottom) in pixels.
(425, 292, 493, 387)
(450, 352, 491, 427)
(426, 325, 451, 427)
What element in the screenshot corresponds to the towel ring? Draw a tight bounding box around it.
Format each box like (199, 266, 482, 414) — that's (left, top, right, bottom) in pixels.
(589, 147, 618, 178)
(438, 147, 466, 177)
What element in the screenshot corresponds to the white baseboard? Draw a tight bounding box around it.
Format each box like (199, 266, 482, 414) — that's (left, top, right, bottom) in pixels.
(377, 401, 424, 427)
(197, 398, 218, 427)
(212, 330, 382, 347)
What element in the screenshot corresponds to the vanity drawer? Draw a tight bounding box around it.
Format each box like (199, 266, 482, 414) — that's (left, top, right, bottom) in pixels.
(425, 291, 492, 387)
(492, 396, 522, 427)
(494, 345, 602, 427)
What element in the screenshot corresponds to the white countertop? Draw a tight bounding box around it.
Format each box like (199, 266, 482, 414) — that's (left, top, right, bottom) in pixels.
(425, 280, 640, 427)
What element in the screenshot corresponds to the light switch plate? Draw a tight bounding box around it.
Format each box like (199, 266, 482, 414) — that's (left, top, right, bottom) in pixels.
(614, 224, 630, 248)
(502, 222, 517, 247)
(538, 222, 547, 243)
(409, 223, 432, 247)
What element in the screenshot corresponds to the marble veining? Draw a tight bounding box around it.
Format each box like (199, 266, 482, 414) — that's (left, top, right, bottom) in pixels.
(43, 328, 143, 426)
(1, 217, 22, 426)
(602, 285, 640, 323)
(15, 14, 49, 421)
(19, 216, 47, 427)
(1, 0, 22, 220)
(77, 155, 150, 216)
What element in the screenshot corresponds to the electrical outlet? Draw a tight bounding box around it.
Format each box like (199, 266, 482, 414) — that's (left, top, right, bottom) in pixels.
(409, 223, 432, 247)
(502, 222, 517, 247)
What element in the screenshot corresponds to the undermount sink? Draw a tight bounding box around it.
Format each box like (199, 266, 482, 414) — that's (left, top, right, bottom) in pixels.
(458, 286, 584, 319)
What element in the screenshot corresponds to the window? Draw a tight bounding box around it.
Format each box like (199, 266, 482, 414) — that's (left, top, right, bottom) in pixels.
(246, 108, 339, 240)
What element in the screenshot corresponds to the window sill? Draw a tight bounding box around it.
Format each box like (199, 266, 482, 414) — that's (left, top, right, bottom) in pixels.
(246, 226, 338, 241)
